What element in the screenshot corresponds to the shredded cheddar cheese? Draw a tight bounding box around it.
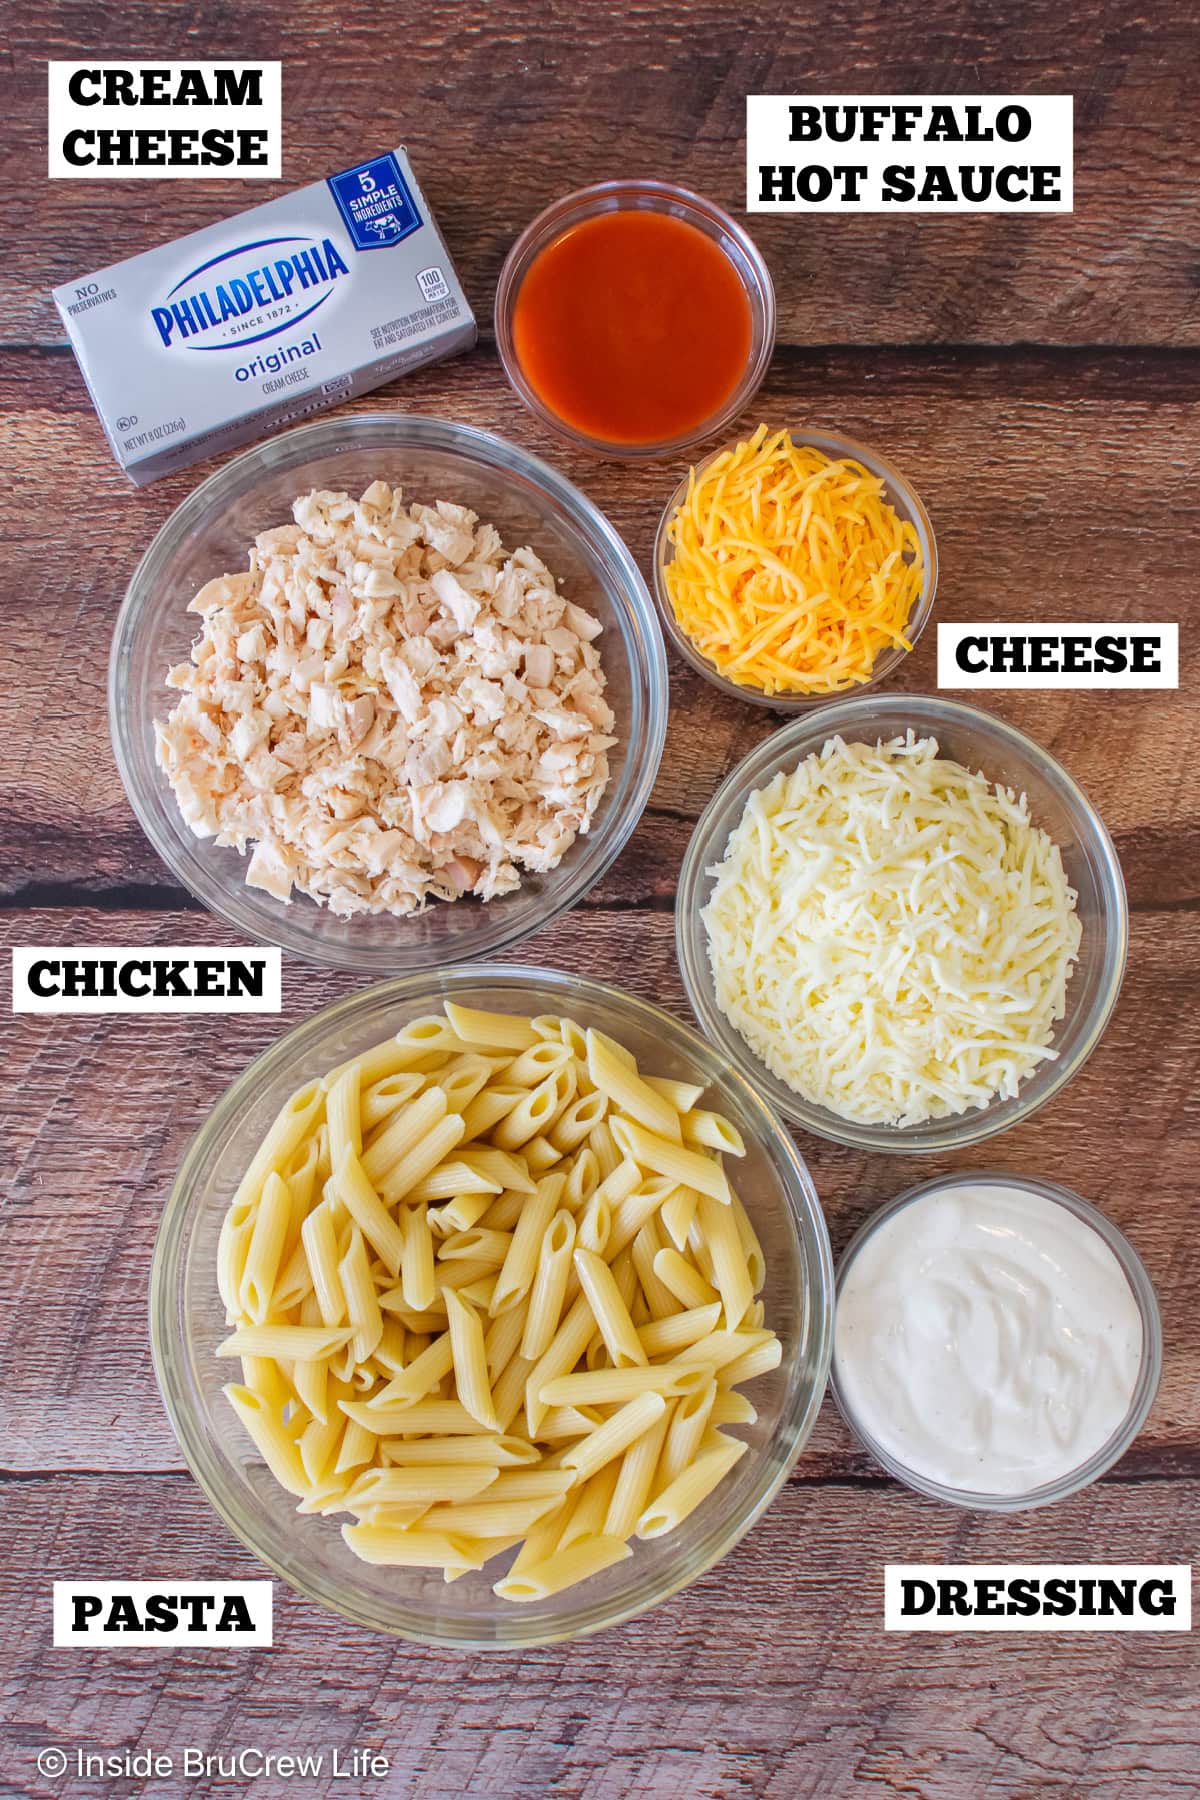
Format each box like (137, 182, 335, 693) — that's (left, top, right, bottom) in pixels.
(664, 425, 925, 697)
(703, 733, 1081, 1127)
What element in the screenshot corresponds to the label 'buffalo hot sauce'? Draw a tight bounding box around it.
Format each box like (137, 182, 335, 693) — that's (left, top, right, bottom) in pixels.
(511, 210, 752, 446)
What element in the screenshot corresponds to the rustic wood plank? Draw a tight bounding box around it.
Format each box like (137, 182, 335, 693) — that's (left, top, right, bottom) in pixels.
(3, 905, 1196, 1472)
(3, 1476, 1198, 1800)
(6, 2, 1200, 348)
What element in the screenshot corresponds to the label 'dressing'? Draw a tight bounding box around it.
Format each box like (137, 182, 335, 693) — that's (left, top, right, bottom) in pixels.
(47, 62, 281, 178)
(885, 1564, 1191, 1632)
(53, 1582, 273, 1646)
(937, 622, 1178, 689)
(747, 95, 1073, 212)
(11, 946, 282, 1014)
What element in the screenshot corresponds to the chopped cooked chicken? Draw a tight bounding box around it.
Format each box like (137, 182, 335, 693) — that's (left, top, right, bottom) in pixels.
(154, 482, 617, 917)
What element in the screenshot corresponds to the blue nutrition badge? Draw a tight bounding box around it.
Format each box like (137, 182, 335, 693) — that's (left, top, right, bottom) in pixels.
(327, 154, 422, 250)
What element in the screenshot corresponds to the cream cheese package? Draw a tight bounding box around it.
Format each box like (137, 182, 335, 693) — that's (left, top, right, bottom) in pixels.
(52, 148, 476, 484)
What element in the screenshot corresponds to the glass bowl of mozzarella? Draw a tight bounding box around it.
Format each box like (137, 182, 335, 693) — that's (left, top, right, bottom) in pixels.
(676, 694, 1128, 1152)
(109, 414, 668, 972)
(151, 965, 833, 1646)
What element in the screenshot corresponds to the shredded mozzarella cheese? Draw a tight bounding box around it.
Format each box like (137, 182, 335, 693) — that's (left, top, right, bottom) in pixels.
(703, 733, 1082, 1127)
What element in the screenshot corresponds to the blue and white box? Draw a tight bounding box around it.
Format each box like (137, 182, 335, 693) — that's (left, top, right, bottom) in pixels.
(53, 146, 476, 484)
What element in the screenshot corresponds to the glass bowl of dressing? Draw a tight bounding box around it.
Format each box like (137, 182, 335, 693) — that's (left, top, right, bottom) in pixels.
(830, 1171, 1162, 1511)
(494, 181, 776, 462)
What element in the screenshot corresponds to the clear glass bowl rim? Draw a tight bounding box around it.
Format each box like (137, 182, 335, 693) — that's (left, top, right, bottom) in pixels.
(150, 962, 835, 1647)
(675, 692, 1129, 1150)
(107, 413, 669, 972)
(652, 425, 939, 709)
(828, 1168, 1163, 1512)
(494, 179, 777, 462)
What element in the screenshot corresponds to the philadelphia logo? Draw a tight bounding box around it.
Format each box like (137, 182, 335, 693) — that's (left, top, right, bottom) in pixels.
(150, 235, 350, 350)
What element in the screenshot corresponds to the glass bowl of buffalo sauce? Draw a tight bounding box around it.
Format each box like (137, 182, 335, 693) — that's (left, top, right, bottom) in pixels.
(495, 181, 776, 461)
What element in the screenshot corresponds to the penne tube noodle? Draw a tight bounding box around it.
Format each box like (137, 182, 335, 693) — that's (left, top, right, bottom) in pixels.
(494, 1534, 632, 1602)
(491, 1349, 536, 1435)
(643, 1075, 706, 1113)
(680, 1110, 746, 1157)
(375, 1294, 447, 1331)
(395, 1015, 470, 1054)
(239, 1354, 290, 1413)
(324, 1034, 439, 1090)
(272, 1234, 317, 1315)
(711, 1390, 758, 1426)
(299, 1406, 349, 1489)
(217, 1324, 353, 1361)
(325, 1062, 363, 1169)
(586, 1029, 682, 1141)
(490, 1172, 564, 1316)
(459, 1084, 526, 1143)
(379, 1434, 540, 1468)
(576, 1193, 612, 1259)
(506, 1041, 571, 1088)
(660, 1184, 700, 1252)
(548, 1089, 609, 1155)
(604, 1407, 670, 1540)
(361, 1086, 448, 1185)
(224, 1384, 309, 1497)
(539, 1365, 709, 1408)
(444, 1289, 499, 1430)
(637, 1302, 724, 1359)
(458, 1147, 536, 1195)
(339, 1226, 384, 1363)
(399, 1203, 437, 1312)
(523, 1292, 594, 1436)
(563, 1147, 600, 1211)
(537, 1404, 605, 1441)
(440, 1228, 513, 1267)
(631, 1221, 678, 1322)
(478, 1190, 527, 1232)
(674, 1328, 775, 1373)
(367, 1330, 454, 1408)
(239, 1170, 293, 1324)
(340, 1397, 483, 1435)
(607, 1181, 676, 1260)
(283, 1132, 322, 1232)
(653, 1247, 719, 1312)
(334, 1417, 377, 1474)
(484, 1298, 529, 1382)
(349, 1502, 431, 1530)
(372, 1320, 408, 1376)
(422, 1493, 566, 1537)
(635, 1436, 747, 1539)
(346, 1464, 499, 1507)
(438, 1057, 502, 1114)
(377, 1113, 466, 1206)
(521, 1210, 577, 1362)
(458, 1274, 499, 1311)
(730, 1190, 767, 1294)
(436, 1257, 496, 1293)
(588, 1119, 622, 1181)
(407, 1162, 503, 1203)
(359, 1071, 424, 1131)
(561, 1390, 668, 1482)
(443, 1003, 539, 1051)
(556, 1461, 621, 1550)
(216, 1202, 256, 1320)
(522, 1134, 562, 1174)
(341, 1525, 482, 1570)
(658, 1375, 717, 1490)
(717, 1334, 783, 1388)
(572, 1248, 647, 1368)
(610, 1115, 732, 1204)
(230, 1079, 325, 1216)
(503, 1500, 572, 1578)
(697, 1192, 754, 1331)
(331, 1149, 405, 1276)
(432, 1192, 494, 1234)
(293, 1353, 328, 1427)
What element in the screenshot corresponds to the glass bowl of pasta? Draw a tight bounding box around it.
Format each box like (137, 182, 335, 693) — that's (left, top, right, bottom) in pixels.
(151, 965, 833, 1646)
(110, 414, 669, 971)
(676, 694, 1127, 1152)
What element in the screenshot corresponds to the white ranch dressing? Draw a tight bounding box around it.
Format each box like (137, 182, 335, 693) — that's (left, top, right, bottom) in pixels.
(834, 1181, 1143, 1496)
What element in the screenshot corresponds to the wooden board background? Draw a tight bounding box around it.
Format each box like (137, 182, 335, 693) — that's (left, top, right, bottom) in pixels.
(3, 2, 1198, 1795)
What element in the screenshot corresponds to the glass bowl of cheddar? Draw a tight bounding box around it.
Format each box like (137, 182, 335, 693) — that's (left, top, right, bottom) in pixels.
(653, 425, 937, 708)
(151, 964, 834, 1646)
(676, 695, 1127, 1152)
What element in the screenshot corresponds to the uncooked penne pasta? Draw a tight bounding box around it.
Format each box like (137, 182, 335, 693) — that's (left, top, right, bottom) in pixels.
(610, 1116, 732, 1204)
(239, 1170, 293, 1324)
(635, 1436, 747, 1539)
(219, 999, 780, 1601)
(586, 1030, 682, 1141)
(494, 1534, 631, 1602)
(443, 1003, 538, 1052)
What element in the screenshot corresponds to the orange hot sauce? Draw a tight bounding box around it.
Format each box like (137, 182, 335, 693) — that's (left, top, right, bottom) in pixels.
(511, 210, 753, 446)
